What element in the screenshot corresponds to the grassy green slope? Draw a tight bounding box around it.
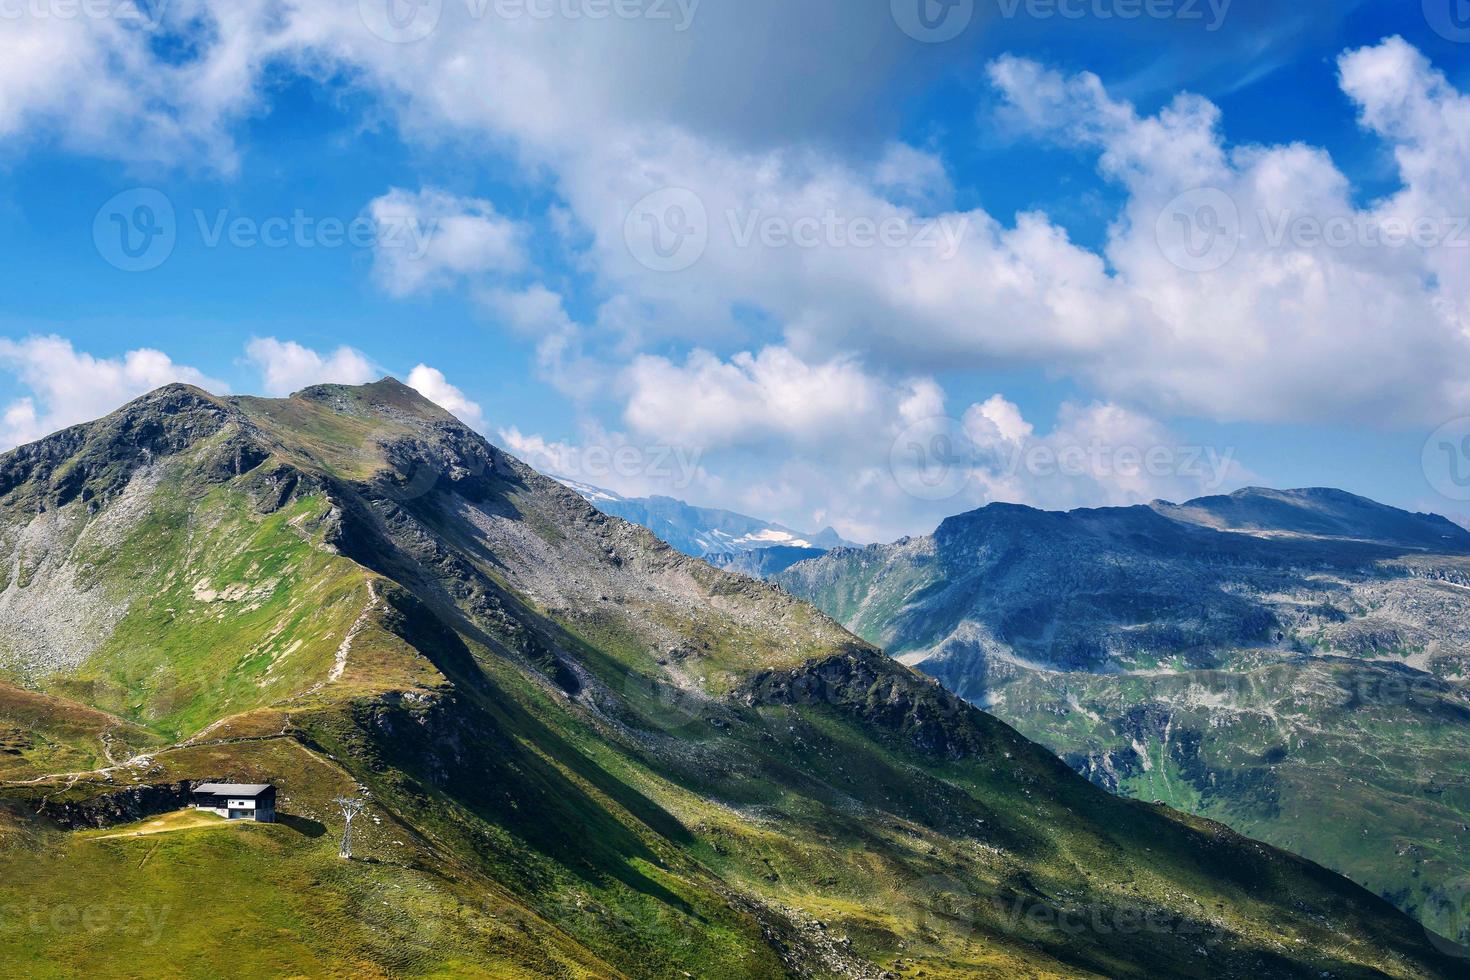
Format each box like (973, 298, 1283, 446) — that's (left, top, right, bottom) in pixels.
(54, 482, 368, 738)
(978, 659, 1470, 943)
(0, 682, 158, 781)
(0, 381, 1462, 978)
(0, 737, 620, 979)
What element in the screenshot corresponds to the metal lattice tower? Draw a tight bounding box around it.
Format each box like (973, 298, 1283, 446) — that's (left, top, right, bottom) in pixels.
(333, 795, 366, 859)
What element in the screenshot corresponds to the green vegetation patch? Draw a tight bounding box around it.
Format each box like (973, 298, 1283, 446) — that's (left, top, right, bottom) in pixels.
(55, 482, 371, 739)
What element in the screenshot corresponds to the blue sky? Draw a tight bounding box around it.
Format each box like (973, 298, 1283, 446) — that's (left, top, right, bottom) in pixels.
(2, 0, 1469, 541)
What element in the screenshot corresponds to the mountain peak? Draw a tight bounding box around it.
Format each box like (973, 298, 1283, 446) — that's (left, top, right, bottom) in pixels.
(285, 376, 448, 416)
(933, 501, 1049, 538)
(1221, 486, 1371, 504)
(1160, 485, 1470, 551)
(293, 375, 412, 397)
(143, 381, 225, 402)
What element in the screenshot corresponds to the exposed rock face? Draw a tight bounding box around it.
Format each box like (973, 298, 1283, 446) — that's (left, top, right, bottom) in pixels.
(740, 649, 996, 761)
(0, 385, 232, 513)
(776, 490, 1470, 939)
(39, 782, 193, 831)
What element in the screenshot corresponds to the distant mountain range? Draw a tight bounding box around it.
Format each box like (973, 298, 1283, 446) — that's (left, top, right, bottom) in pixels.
(775, 487, 1470, 944)
(558, 479, 854, 569)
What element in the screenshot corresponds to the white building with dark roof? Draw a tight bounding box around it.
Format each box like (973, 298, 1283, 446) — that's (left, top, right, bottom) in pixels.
(191, 783, 277, 822)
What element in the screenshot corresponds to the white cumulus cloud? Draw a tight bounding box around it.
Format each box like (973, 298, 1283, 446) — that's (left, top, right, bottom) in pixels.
(366, 188, 527, 298)
(590, 345, 1249, 541)
(406, 364, 486, 432)
(0, 336, 225, 450)
(244, 338, 377, 396)
(621, 347, 892, 450)
(982, 41, 1470, 424)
